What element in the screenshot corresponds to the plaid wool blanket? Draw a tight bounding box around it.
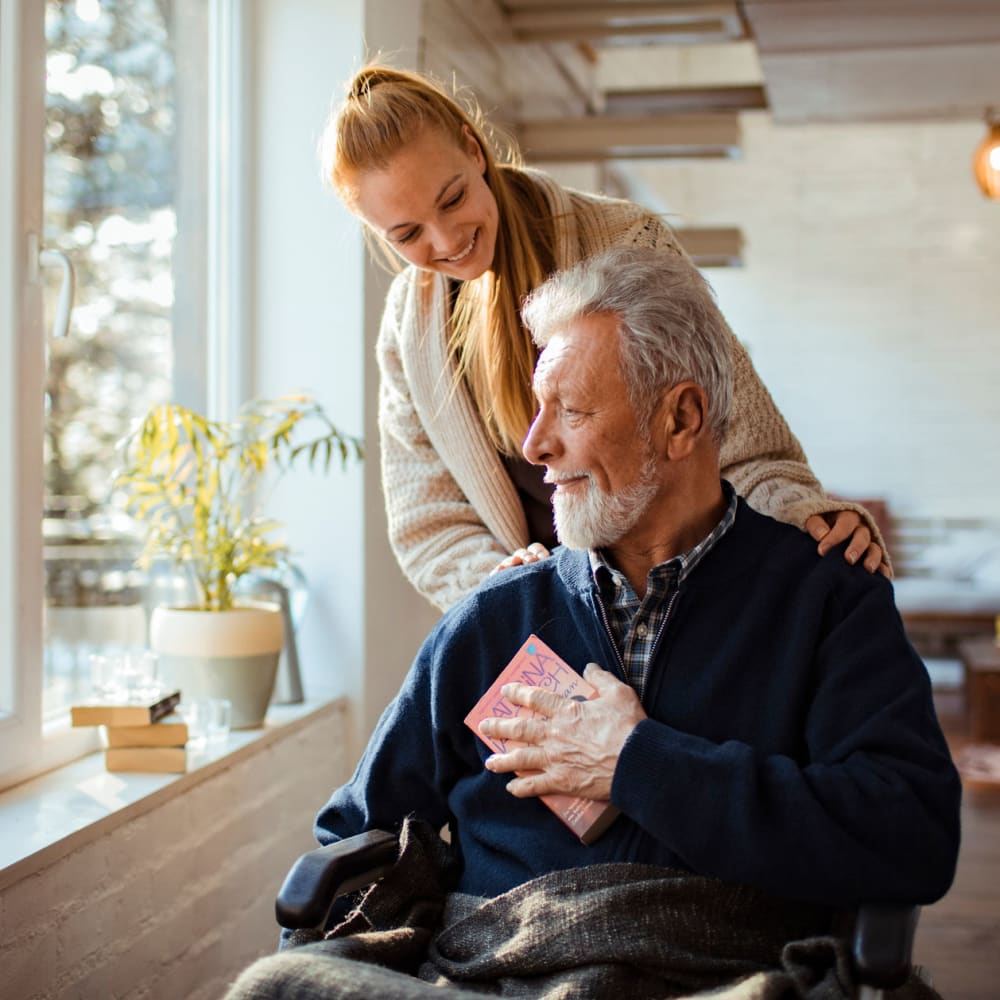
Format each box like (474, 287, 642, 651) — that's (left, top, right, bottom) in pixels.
(226, 818, 940, 999)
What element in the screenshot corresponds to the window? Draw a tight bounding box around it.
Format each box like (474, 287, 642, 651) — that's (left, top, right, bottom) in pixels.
(41, 0, 206, 722)
(0, 0, 242, 786)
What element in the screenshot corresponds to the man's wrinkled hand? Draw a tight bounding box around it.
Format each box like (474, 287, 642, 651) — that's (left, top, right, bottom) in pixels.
(478, 663, 646, 801)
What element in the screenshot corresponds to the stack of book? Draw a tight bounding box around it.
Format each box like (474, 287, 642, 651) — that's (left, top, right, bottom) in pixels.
(71, 689, 188, 773)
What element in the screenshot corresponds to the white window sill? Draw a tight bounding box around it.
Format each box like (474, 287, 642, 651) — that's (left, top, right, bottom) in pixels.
(0, 696, 346, 892)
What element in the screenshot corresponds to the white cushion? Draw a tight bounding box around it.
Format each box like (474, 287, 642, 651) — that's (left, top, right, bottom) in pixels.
(892, 576, 1000, 614)
(909, 531, 1000, 582)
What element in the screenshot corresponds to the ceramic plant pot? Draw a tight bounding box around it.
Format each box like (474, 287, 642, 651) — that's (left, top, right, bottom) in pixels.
(149, 602, 284, 729)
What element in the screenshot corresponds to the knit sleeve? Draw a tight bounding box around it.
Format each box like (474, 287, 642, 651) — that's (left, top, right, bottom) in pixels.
(627, 212, 890, 568)
(377, 278, 518, 611)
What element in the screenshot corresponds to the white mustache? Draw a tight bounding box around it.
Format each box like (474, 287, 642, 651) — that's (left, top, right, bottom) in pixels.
(543, 471, 591, 486)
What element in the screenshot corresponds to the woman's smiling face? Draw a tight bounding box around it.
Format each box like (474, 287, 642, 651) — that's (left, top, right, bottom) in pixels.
(348, 124, 500, 280)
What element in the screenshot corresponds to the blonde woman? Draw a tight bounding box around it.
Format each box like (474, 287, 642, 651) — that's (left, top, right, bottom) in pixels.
(323, 65, 887, 611)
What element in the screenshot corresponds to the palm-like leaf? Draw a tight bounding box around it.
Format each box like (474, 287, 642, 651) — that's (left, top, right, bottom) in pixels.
(114, 395, 363, 611)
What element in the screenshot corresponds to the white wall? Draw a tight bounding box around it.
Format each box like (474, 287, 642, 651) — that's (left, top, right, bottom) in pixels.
(611, 115, 1000, 520)
(251, 0, 438, 758)
(252, 0, 366, 709)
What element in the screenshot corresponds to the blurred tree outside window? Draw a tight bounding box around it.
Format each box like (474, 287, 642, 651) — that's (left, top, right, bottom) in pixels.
(42, 0, 208, 717)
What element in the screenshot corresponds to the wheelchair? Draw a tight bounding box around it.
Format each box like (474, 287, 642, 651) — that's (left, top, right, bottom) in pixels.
(276, 829, 921, 1000)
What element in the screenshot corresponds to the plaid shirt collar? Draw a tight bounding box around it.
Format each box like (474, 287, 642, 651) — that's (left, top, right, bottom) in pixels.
(589, 480, 738, 590)
(588, 481, 738, 695)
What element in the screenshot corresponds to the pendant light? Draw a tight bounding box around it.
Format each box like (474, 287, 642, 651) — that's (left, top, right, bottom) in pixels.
(972, 108, 1000, 200)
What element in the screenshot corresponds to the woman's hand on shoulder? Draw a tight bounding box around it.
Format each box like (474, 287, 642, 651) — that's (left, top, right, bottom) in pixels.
(806, 511, 891, 578)
(491, 542, 552, 575)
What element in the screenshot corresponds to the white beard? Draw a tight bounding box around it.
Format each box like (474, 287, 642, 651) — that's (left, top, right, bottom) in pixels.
(551, 457, 658, 551)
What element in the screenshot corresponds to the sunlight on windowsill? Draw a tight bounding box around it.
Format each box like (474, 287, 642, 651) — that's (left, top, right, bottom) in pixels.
(0, 696, 345, 890)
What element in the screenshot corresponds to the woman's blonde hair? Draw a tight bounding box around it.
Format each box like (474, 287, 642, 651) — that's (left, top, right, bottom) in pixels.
(321, 64, 555, 455)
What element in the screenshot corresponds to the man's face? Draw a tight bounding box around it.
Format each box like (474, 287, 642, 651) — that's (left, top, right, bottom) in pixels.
(522, 313, 660, 550)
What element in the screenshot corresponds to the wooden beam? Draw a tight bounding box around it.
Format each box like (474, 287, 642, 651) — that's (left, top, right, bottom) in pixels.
(503, 0, 726, 8)
(506, 2, 745, 45)
(603, 84, 767, 115)
(759, 44, 1000, 123)
(740, 0, 1000, 123)
(422, 0, 601, 122)
(743, 1, 1000, 54)
(516, 112, 741, 161)
(674, 227, 744, 267)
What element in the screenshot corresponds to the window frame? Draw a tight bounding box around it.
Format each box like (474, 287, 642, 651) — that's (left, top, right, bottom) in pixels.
(0, 0, 251, 789)
(0, 0, 49, 780)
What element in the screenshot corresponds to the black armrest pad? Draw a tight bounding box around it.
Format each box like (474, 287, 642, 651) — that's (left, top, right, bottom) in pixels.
(852, 903, 920, 990)
(275, 829, 398, 930)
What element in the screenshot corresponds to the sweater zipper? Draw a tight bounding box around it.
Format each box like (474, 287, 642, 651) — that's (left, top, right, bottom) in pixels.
(596, 585, 682, 704)
(595, 592, 628, 682)
(643, 587, 680, 703)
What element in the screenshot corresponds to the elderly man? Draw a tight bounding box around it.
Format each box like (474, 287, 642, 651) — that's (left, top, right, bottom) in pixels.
(228, 247, 960, 999)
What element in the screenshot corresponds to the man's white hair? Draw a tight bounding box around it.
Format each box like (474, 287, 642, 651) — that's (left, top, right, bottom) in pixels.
(521, 246, 734, 443)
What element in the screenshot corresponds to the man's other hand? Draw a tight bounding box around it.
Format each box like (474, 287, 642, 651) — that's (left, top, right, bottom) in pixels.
(479, 663, 646, 801)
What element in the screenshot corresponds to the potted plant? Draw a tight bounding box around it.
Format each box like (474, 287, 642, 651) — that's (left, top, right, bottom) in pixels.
(113, 394, 363, 728)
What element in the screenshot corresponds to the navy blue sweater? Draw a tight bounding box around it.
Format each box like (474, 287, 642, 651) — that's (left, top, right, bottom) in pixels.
(316, 500, 961, 908)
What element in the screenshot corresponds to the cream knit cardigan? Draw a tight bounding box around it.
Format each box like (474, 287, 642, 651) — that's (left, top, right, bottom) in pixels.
(376, 172, 884, 611)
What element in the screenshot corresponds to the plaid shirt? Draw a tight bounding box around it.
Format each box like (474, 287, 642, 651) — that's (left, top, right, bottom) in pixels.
(590, 482, 738, 698)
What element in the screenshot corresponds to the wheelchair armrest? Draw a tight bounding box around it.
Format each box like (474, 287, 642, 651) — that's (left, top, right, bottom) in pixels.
(851, 902, 920, 990)
(275, 829, 399, 931)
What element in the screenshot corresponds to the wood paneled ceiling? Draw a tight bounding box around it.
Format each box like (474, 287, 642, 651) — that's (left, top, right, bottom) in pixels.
(736, 0, 1000, 123)
(423, 1, 1000, 265)
(496, 1, 1000, 124)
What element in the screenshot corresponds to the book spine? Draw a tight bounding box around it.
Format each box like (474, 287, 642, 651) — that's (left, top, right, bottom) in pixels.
(104, 747, 187, 773)
(70, 690, 182, 727)
(149, 691, 182, 723)
(539, 794, 618, 844)
(104, 721, 188, 748)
